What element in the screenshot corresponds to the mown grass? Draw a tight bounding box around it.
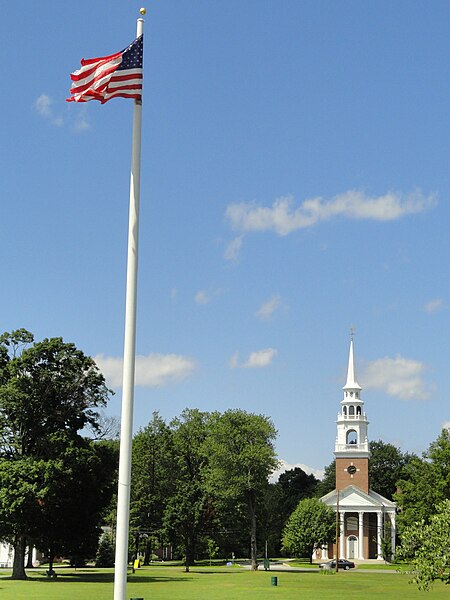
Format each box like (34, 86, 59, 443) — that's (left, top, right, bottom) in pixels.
(0, 563, 447, 600)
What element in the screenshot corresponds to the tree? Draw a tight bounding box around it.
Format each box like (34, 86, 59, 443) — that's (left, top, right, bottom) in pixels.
(0, 330, 111, 579)
(316, 461, 335, 497)
(96, 533, 115, 567)
(397, 499, 450, 589)
(35, 439, 117, 570)
(205, 410, 278, 571)
(263, 468, 319, 556)
(368, 440, 414, 500)
(278, 467, 319, 519)
(282, 497, 335, 562)
(130, 412, 174, 564)
(395, 429, 450, 533)
(162, 409, 211, 572)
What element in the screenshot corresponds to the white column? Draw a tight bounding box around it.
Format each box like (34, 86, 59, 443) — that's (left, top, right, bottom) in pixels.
(376, 512, 383, 559)
(389, 512, 396, 559)
(340, 511, 345, 559)
(358, 511, 364, 559)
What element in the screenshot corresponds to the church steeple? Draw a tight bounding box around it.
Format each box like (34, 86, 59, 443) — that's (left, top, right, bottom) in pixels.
(335, 333, 370, 492)
(343, 335, 361, 391)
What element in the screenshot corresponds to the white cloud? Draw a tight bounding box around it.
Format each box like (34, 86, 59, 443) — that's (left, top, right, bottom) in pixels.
(35, 94, 52, 117)
(244, 348, 277, 368)
(424, 298, 444, 313)
(226, 190, 436, 236)
(35, 93, 93, 132)
(195, 290, 210, 304)
(73, 113, 90, 132)
(256, 295, 282, 320)
(224, 235, 244, 261)
(194, 286, 223, 305)
(35, 93, 64, 126)
(94, 353, 196, 388)
(229, 351, 239, 369)
(229, 348, 277, 369)
(360, 355, 431, 400)
(270, 459, 325, 483)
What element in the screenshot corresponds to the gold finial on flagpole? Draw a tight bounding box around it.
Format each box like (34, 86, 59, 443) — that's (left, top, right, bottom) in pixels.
(140, 7, 146, 15)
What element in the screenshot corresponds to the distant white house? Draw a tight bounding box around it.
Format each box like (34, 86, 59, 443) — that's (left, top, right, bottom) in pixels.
(0, 542, 13, 568)
(0, 541, 39, 568)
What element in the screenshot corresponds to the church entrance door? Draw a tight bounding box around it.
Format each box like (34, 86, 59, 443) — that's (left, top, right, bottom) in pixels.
(347, 535, 358, 559)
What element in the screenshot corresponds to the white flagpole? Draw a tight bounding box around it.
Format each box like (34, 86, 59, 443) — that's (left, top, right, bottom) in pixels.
(114, 13, 145, 600)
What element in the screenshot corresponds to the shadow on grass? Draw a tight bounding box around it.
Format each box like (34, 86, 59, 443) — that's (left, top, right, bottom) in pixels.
(32, 573, 193, 584)
(0, 571, 193, 585)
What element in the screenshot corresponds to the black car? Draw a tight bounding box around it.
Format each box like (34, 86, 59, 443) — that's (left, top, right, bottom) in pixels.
(319, 559, 355, 570)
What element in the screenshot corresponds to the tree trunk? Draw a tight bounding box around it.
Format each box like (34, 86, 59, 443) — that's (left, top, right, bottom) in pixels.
(185, 533, 195, 572)
(12, 534, 27, 580)
(248, 493, 258, 571)
(25, 544, 34, 569)
(143, 539, 151, 566)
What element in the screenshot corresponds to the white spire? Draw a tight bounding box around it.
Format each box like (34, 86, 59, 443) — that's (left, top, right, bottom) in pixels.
(343, 335, 361, 391)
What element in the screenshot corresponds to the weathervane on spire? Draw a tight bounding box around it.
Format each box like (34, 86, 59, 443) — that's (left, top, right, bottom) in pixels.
(350, 325, 356, 340)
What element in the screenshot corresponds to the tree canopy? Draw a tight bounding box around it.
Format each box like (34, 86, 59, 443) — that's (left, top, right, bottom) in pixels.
(205, 409, 278, 570)
(282, 497, 335, 562)
(0, 330, 113, 579)
(395, 429, 450, 533)
(398, 499, 450, 589)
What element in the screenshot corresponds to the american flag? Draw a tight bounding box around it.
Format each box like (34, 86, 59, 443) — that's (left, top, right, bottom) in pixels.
(67, 35, 143, 103)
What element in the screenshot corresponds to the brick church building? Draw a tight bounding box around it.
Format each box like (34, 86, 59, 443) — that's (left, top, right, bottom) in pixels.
(319, 337, 396, 561)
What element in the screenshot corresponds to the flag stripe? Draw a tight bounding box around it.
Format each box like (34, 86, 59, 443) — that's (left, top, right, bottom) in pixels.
(70, 56, 122, 82)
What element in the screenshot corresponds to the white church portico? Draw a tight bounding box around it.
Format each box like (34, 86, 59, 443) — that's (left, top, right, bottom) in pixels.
(319, 335, 397, 562)
(320, 485, 396, 560)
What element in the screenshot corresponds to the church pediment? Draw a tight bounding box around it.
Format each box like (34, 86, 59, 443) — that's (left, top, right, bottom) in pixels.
(320, 485, 395, 511)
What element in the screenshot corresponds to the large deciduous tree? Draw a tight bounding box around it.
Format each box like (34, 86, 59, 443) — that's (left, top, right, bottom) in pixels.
(162, 409, 211, 572)
(395, 429, 450, 532)
(368, 440, 415, 500)
(277, 467, 319, 520)
(398, 499, 450, 589)
(282, 497, 335, 562)
(0, 330, 111, 579)
(205, 409, 278, 571)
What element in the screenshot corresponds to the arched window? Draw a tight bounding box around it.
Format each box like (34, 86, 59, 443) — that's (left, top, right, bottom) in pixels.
(356, 406, 361, 415)
(355, 392, 359, 399)
(343, 406, 347, 416)
(346, 430, 358, 445)
(349, 405, 355, 416)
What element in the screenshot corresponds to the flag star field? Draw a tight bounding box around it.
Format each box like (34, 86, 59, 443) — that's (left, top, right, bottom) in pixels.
(1, 1, 449, 477)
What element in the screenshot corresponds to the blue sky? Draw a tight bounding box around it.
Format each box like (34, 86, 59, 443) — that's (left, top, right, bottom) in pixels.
(1, 1, 449, 477)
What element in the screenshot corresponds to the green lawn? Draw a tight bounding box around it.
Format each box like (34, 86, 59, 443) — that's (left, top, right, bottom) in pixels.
(0, 564, 447, 600)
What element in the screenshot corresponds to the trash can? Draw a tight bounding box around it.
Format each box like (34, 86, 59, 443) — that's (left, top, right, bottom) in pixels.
(271, 576, 278, 586)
